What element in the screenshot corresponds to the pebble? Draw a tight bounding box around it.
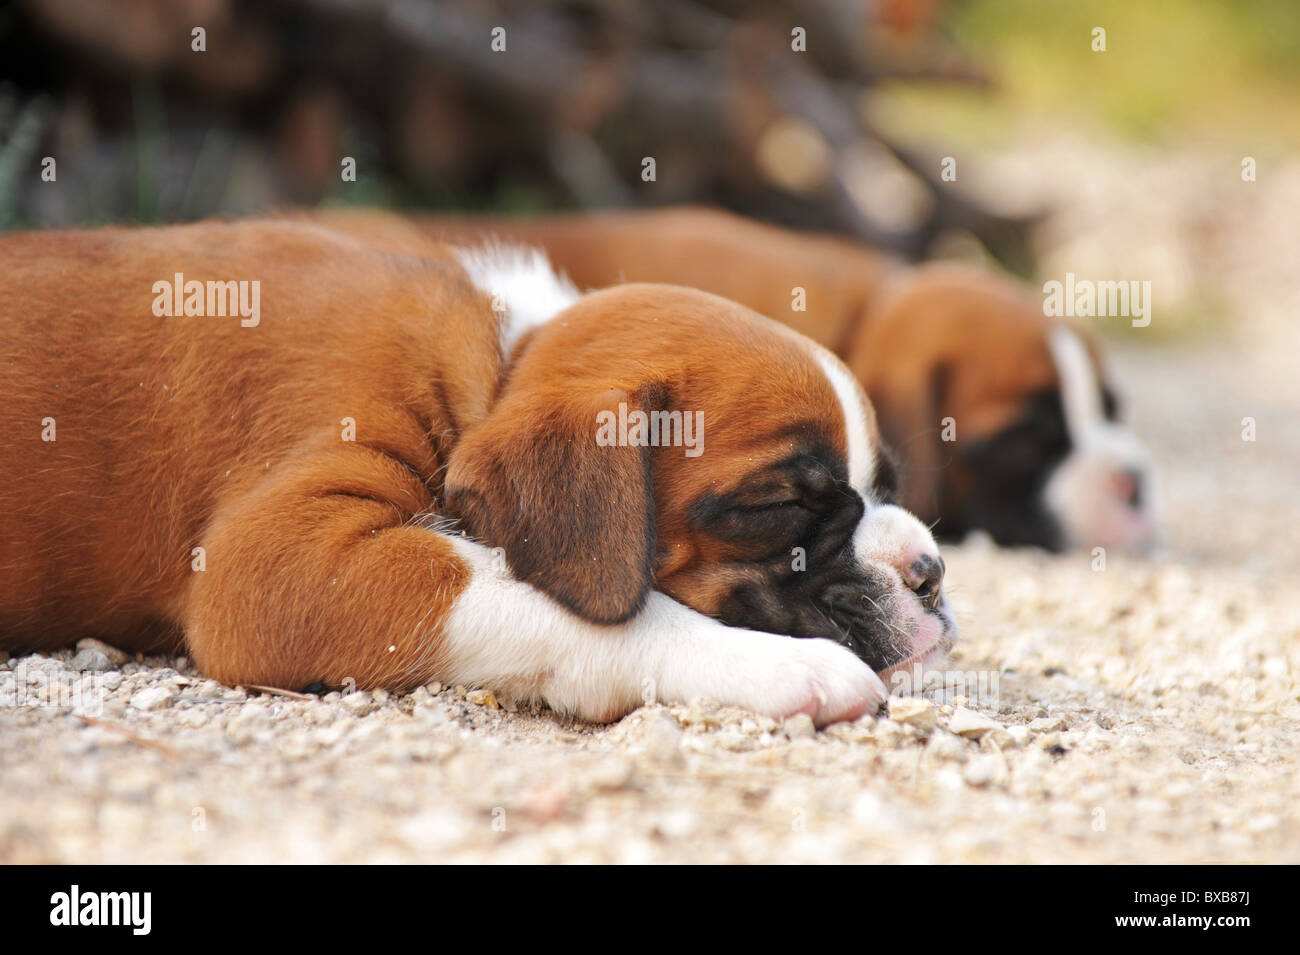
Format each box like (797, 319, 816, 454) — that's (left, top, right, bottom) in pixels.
(128, 686, 175, 711)
(70, 649, 113, 672)
(783, 714, 816, 740)
(717, 729, 754, 751)
(889, 696, 939, 732)
(1028, 716, 1066, 733)
(947, 707, 1004, 740)
(193, 680, 225, 699)
(467, 689, 498, 709)
(75, 638, 128, 667)
(927, 732, 969, 763)
(341, 691, 374, 715)
(226, 704, 273, 741)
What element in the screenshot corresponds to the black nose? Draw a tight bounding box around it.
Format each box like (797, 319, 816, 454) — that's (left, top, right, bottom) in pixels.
(905, 554, 945, 610)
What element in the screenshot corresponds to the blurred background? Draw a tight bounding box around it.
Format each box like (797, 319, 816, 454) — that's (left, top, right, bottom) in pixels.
(1, 0, 1298, 367)
(2, 0, 1296, 341)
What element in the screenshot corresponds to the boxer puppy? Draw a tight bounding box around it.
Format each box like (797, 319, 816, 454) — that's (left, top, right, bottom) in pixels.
(410, 206, 1158, 554)
(0, 218, 953, 726)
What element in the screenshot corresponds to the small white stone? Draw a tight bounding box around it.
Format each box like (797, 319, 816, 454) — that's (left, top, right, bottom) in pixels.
(75, 638, 128, 666)
(1007, 726, 1032, 747)
(783, 713, 816, 740)
(926, 732, 968, 763)
(466, 688, 498, 708)
(70, 649, 112, 672)
(947, 706, 1004, 740)
(128, 686, 175, 711)
(409, 686, 432, 705)
(889, 696, 938, 732)
(718, 729, 755, 751)
(341, 691, 374, 715)
(1028, 716, 1065, 732)
(226, 704, 273, 741)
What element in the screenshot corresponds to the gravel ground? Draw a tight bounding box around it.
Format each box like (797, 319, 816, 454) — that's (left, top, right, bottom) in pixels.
(2, 326, 1296, 865)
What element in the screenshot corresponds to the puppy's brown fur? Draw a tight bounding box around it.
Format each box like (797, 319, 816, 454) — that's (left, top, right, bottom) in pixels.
(1, 221, 499, 687)
(3, 218, 913, 697)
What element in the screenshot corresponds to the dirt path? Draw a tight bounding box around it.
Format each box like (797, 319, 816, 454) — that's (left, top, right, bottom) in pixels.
(3, 327, 1296, 864)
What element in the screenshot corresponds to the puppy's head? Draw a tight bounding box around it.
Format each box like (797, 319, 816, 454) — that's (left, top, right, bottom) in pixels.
(851, 264, 1159, 553)
(445, 279, 954, 677)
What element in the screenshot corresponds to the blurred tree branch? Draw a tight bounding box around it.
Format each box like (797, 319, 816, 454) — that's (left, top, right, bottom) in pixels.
(2, 0, 1033, 264)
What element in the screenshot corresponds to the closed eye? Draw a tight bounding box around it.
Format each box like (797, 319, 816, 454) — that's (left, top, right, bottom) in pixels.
(688, 448, 860, 559)
(693, 499, 820, 561)
(727, 497, 810, 513)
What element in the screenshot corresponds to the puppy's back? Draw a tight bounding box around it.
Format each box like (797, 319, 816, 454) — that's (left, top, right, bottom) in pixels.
(0, 220, 495, 650)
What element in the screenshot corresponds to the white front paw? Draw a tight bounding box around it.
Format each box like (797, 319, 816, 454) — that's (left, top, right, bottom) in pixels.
(660, 631, 886, 727)
(764, 637, 887, 726)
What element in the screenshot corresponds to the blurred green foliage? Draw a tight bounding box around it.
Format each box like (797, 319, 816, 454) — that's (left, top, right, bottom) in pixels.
(883, 0, 1300, 144)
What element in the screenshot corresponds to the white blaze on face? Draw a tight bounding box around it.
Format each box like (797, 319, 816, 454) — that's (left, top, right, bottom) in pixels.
(812, 348, 936, 560)
(812, 347, 952, 664)
(1044, 325, 1158, 551)
(814, 349, 876, 495)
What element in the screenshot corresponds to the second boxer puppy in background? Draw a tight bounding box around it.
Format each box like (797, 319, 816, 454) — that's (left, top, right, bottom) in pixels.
(414, 206, 1159, 555)
(0, 217, 953, 726)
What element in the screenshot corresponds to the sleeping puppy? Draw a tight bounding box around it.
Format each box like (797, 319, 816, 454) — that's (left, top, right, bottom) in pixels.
(0, 218, 953, 725)
(412, 206, 1159, 553)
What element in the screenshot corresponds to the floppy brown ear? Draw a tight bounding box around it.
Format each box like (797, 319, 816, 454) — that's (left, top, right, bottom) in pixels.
(443, 384, 663, 624)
